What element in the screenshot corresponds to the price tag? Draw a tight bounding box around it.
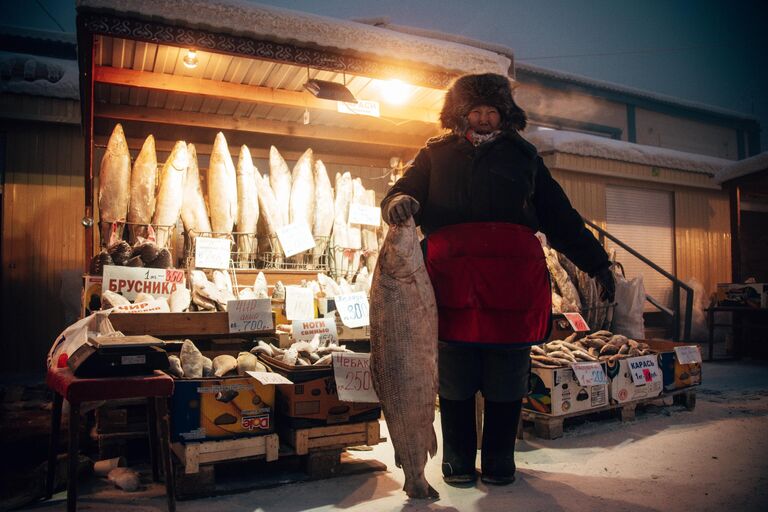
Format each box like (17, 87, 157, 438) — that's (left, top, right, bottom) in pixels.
(627, 355, 662, 386)
(285, 286, 315, 321)
(194, 237, 231, 269)
(348, 204, 382, 227)
(332, 352, 379, 403)
(276, 222, 316, 257)
(246, 371, 293, 385)
(334, 292, 370, 328)
(102, 266, 186, 300)
(292, 318, 338, 346)
(111, 299, 171, 314)
(563, 312, 590, 332)
(227, 298, 273, 333)
(570, 362, 607, 386)
(674, 345, 702, 364)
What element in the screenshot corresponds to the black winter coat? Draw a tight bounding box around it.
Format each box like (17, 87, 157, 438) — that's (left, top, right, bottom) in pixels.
(381, 130, 609, 275)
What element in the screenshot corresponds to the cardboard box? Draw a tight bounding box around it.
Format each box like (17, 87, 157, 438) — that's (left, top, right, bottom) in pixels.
(645, 339, 702, 392)
(605, 357, 663, 403)
(82, 275, 103, 317)
(716, 283, 768, 308)
(260, 354, 380, 428)
(525, 364, 609, 416)
(170, 376, 275, 442)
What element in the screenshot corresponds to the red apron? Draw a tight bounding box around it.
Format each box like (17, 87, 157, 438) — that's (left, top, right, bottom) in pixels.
(425, 222, 551, 345)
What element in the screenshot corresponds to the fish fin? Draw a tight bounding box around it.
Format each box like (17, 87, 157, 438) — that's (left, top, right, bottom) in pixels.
(394, 451, 402, 469)
(428, 427, 438, 458)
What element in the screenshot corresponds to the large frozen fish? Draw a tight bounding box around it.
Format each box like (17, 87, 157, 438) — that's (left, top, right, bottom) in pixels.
(98, 123, 132, 244)
(289, 148, 315, 229)
(126, 135, 158, 243)
(313, 159, 334, 259)
(370, 217, 439, 499)
(152, 140, 188, 247)
(255, 172, 283, 260)
(269, 146, 291, 226)
(346, 178, 365, 278)
(332, 172, 353, 276)
(235, 145, 260, 266)
(363, 189, 380, 273)
(208, 132, 238, 234)
(180, 143, 212, 236)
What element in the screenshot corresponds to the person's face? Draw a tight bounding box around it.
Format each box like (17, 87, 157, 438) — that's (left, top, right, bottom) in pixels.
(467, 105, 501, 134)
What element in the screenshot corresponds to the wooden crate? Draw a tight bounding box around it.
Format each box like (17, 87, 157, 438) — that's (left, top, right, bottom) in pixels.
(281, 420, 381, 456)
(171, 434, 280, 474)
(521, 388, 697, 440)
(109, 312, 274, 337)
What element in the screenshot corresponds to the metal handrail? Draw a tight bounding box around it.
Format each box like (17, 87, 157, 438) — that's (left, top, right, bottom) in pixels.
(583, 218, 693, 341)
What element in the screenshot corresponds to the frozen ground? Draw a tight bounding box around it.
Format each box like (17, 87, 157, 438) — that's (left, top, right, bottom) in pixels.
(22, 360, 768, 512)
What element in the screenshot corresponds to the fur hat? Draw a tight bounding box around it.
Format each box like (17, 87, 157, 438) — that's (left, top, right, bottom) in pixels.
(439, 73, 527, 133)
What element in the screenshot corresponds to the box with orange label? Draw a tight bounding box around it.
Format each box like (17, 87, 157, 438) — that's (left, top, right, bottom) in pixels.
(170, 376, 275, 442)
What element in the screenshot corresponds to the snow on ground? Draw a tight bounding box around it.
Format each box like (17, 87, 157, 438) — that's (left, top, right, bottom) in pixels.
(33, 360, 768, 512)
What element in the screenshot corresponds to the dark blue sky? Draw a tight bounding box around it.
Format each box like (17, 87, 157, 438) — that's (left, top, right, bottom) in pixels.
(3, 0, 766, 151)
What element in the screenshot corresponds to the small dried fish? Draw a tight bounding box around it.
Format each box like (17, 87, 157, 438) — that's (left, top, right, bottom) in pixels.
(213, 355, 238, 377)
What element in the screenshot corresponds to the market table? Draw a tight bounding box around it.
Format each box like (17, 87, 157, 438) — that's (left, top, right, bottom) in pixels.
(45, 367, 176, 512)
(706, 306, 768, 361)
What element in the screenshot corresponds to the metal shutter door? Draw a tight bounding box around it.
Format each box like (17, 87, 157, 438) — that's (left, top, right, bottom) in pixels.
(605, 186, 675, 309)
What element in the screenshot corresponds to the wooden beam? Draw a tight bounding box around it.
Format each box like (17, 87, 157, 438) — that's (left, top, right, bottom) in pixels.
(95, 104, 428, 149)
(94, 66, 440, 125)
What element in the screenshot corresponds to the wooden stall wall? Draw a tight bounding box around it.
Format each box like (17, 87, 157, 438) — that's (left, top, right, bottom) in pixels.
(1, 121, 85, 373)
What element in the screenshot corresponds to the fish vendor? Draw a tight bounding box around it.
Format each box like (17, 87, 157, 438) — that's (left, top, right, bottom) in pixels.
(381, 73, 615, 486)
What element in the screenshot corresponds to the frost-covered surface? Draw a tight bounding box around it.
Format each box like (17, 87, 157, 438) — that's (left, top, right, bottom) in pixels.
(0, 51, 79, 100)
(77, 0, 510, 75)
(713, 152, 768, 183)
(526, 128, 732, 175)
(518, 63, 758, 122)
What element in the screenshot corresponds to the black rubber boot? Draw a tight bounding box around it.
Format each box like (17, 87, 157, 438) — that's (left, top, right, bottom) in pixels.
(480, 398, 522, 485)
(439, 396, 478, 484)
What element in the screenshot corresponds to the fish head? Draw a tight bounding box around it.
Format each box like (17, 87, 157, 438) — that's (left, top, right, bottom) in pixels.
(237, 145, 254, 175)
(378, 217, 422, 277)
(106, 123, 128, 156)
(168, 141, 189, 172)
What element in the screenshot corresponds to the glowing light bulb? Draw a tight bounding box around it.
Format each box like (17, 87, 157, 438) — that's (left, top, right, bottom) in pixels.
(182, 49, 198, 69)
(381, 79, 410, 105)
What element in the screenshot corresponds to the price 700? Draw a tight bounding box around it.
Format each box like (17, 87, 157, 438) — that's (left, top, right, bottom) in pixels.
(231, 319, 266, 331)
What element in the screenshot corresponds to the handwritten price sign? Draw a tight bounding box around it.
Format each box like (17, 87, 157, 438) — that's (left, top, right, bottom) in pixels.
(334, 292, 370, 328)
(674, 345, 702, 364)
(227, 298, 273, 333)
(570, 362, 607, 386)
(194, 237, 231, 269)
(628, 355, 661, 386)
(563, 312, 590, 332)
(332, 352, 379, 403)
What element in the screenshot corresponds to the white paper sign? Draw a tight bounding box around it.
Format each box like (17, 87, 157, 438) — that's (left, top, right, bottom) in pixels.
(227, 298, 274, 333)
(563, 312, 590, 332)
(337, 100, 381, 118)
(246, 371, 293, 385)
(102, 266, 186, 300)
(627, 355, 662, 386)
(276, 222, 316, 257)
(334, 292, 370, 328)
(111, 299, 171, 314)
(332, 352, 379, 403)
(292, 318, 338, 346)
(194, 237, 231, 269)
(285, 286, 315, 321)
(570, 362, 607, 386)
(348, 204, 382, 227)
(674, 345, 702, 364)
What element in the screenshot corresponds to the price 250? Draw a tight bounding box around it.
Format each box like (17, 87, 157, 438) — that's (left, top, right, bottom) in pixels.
(343, 370, 372, 392)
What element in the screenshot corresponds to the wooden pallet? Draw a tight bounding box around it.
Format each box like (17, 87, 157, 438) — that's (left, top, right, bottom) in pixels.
(171, 434, 280, 474)
(522, 388, 697, 440)
(280, 420, 381, 455)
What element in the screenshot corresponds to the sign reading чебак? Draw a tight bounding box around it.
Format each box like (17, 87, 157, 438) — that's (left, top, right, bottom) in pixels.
(102, 265, 186, 301)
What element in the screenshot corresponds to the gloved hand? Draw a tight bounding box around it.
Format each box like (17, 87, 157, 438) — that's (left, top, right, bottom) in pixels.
(385, 195, 420, 225)
(594, 266, 616, 303)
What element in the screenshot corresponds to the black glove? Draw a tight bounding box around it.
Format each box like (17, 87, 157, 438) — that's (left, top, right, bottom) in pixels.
(385, 195, 420, 225)
(594, 266, 616, 303)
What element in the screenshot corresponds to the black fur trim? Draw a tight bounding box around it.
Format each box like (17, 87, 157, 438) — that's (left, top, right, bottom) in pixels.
(439, 73, 527, 133)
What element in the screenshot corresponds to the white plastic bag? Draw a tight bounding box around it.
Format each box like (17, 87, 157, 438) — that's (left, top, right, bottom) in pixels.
(612, 272, 646, 339)
(47, 311, 116, 369)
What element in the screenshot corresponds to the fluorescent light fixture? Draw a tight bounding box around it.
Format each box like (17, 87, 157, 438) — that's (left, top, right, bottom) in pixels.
(381, 79, 411, 105)
(303, 79, 357, 103)
(183, 49, 198, 69)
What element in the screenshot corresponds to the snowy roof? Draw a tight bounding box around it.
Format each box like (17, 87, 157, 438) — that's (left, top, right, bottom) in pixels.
(517, 63, 758, 123)
(0, 25, 77, 45)
(713, 152, 768, 184)
(0, 51, 79, 100)
(77, 0, 511, 77)
(526, 128, 733, 175)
